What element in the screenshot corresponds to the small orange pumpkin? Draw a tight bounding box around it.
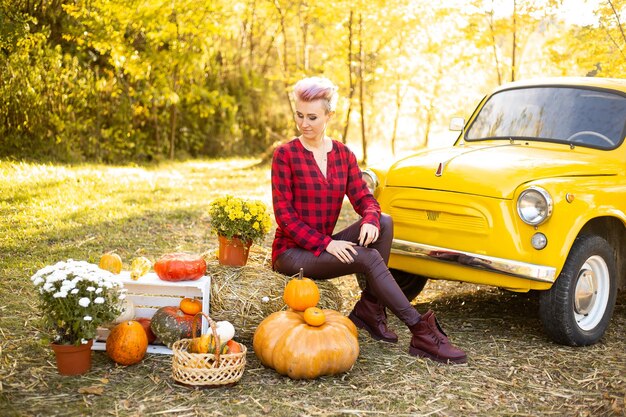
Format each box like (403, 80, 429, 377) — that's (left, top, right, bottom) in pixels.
(99, 252, 123, 274)
(225, 339, 242, 354)
(106, 320, 149, 366)
(179, 297, 202, 315)
(303, 307, 326, 326)
(283, 268, 320, 311)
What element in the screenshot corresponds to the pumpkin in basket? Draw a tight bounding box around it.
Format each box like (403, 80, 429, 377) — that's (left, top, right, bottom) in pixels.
(188, 320, 236, 354)
(252, 309, 359, 379)
(106, 320, 148, 365)
(150, 306, 194, 347)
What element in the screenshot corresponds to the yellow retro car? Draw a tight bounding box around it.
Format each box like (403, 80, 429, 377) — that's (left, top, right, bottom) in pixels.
(363, 77, 626, 346)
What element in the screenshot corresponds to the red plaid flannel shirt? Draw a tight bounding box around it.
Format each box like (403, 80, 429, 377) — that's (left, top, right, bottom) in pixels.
(271, 138, 381, 266)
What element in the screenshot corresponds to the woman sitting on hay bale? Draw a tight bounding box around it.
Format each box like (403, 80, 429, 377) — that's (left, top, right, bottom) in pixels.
(270, 76, 467, 365)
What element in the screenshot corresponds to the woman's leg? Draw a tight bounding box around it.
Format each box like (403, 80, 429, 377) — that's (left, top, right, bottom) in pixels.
(274, 214, 467, 364)
(273, 214, 420, 327)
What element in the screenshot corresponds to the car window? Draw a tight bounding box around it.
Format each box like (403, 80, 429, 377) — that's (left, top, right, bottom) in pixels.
(465, 86, 626, 149)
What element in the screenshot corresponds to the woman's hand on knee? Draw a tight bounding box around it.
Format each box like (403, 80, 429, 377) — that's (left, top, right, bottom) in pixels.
(359, 223, 379, 247)
(326, 240, 358, 263)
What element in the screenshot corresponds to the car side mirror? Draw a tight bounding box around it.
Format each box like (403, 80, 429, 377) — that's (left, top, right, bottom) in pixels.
(449, 117, 465, 131)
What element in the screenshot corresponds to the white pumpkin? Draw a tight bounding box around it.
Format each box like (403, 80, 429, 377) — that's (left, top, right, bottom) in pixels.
(114, 298, 135, 323)
(215, 320, 235, 343)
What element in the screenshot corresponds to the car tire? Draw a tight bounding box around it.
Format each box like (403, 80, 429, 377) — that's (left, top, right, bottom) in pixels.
(356, 269, 428, 302)
(539, 235, 617, 346)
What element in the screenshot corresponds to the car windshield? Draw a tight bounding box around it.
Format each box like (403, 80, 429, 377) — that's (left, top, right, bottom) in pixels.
(465, 86, 626, 149)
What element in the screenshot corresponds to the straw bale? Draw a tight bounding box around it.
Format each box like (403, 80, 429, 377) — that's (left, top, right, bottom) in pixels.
(205, 247, 343, 341)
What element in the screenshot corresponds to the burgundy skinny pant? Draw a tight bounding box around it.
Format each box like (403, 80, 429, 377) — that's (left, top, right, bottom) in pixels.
(273, 214, 420, 326)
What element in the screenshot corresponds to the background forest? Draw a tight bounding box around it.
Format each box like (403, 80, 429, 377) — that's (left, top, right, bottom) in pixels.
(0, 0, 624, 163)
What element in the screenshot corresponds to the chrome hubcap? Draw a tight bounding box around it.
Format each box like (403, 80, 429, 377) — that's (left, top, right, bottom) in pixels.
(574, 269, 596, 315)
(573, 255, 609, 331)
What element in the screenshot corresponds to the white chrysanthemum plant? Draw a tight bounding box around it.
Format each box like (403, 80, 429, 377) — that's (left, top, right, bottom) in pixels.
(30, 259, 126, 346)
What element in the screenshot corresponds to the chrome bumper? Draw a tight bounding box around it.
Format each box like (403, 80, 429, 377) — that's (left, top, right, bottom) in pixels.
(391, 239, 556, 283)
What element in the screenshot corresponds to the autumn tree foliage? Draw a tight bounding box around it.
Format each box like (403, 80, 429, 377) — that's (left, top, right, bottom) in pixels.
(0, 0, 622, 163)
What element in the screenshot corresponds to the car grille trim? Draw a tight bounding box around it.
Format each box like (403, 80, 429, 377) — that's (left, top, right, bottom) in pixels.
(391, 239, 556, 283)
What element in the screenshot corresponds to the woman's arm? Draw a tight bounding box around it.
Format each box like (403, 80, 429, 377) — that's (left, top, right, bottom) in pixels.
(345, 150, 381, 229)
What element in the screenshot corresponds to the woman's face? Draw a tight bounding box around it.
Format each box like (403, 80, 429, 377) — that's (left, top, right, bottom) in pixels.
(294, 99, 333, 142)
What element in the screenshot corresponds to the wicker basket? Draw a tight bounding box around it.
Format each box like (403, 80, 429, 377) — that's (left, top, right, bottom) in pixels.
(171, 312, 246, 388)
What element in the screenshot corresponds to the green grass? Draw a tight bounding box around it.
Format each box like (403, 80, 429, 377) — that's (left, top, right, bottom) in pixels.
(1, 159, 624, 417)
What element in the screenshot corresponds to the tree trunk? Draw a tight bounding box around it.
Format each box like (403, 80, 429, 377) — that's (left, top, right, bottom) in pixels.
(487, 3, 503, 85)
(511, 0, 517, 82)
(273, 0, 295, 125)
(423, 60, 443, 147)
(358, 13, 367, 164)
(390, 77, 406, 157)
(342, 9, 355, 144)
(169, 102, 177, 160)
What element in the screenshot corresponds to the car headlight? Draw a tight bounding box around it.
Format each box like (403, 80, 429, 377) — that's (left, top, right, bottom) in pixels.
(517, 186, 553, 226)
(361, 169, 379, 195)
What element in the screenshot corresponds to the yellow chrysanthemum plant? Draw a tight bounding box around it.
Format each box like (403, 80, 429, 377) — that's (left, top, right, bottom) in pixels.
(209, 195, 273, 245)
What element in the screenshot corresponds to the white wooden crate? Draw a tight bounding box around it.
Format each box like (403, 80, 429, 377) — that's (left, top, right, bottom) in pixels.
(91, 271, 211, 355)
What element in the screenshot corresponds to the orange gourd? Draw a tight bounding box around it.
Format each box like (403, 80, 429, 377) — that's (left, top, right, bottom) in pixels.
(106, 321, 148, 365)
(225, 340, 242, 354)
(99, 252, 123, 274)
(179, 297, 202, 315)
(303, 307, 326, 326)
(283, 268, 320, 311)
(153, 253, 206, 282)
(253, 309, 359, 379)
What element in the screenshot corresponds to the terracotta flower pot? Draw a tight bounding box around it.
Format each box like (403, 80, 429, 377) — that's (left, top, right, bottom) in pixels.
(218, 235, 252, 267)
(50, 340, 93, 375)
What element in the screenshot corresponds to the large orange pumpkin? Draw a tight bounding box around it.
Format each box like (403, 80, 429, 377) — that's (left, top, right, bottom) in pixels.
(153, 253, 206, 282)
(106, 321, 148, 365)
(283, 269, 320, 311)
(253, 309, 359, 379)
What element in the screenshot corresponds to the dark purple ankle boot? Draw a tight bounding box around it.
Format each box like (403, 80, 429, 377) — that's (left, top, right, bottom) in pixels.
(408, 310, 467, 364)
(348, 293, 398, 343)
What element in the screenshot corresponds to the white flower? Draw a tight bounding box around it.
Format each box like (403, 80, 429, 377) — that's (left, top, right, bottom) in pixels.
(83, 316, 92, 321)
(53, 291, 68, 298)
(78, 297, 91, 307)
(261, 296, 270, 303)
(95, 288, 103, 294)
(86, 286, 96, 292)
(32, 277, 44, 286)
(81, 338, 88, 344)
(94, 297, 105, 304)
(71, 288, 79, 294)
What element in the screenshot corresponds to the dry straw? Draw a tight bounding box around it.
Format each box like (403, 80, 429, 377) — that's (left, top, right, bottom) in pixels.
(205, 247, 343, 341)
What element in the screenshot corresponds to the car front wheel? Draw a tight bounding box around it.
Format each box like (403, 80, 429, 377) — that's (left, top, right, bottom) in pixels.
(356, 269, 428, 302)
(539, 235, 617, 346)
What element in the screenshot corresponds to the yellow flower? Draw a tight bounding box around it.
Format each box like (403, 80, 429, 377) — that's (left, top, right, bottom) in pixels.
(209, 195, 272, 243)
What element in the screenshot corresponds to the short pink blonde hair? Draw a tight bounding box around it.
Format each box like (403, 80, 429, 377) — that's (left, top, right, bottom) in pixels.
(293, 77, 339, 113)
